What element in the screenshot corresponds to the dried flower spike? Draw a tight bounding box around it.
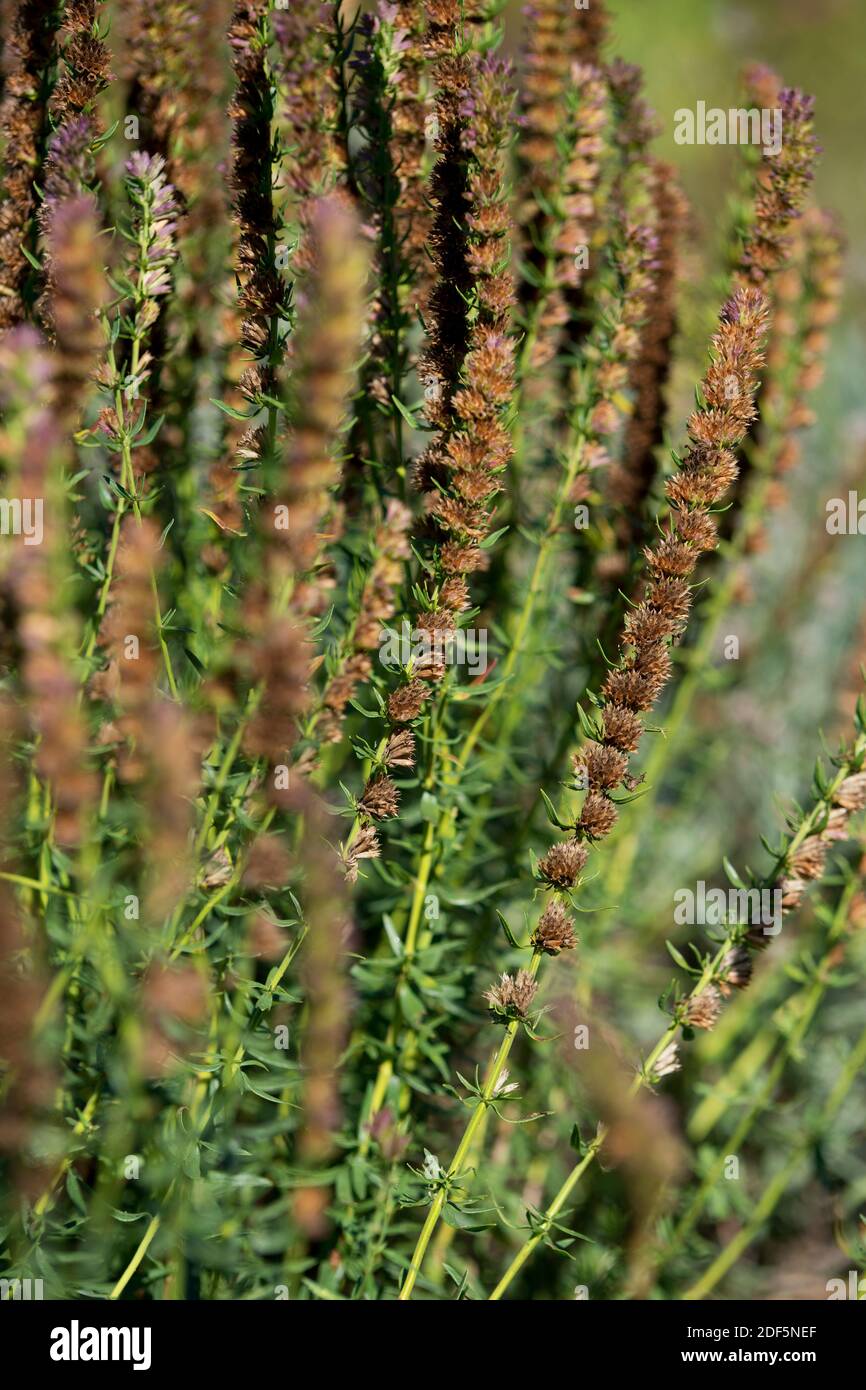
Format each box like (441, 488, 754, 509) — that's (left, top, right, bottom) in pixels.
(532, 900, 578, 955)
(683, 986, 722, 1032)
(485, 969, 538, 1021)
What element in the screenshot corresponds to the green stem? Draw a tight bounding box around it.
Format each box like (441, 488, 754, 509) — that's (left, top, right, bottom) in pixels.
(108, 1211, 164, 1301)
(397, 953, 542, 1299)
(663, 873, 857, 1269)
(488, 1138, 603, 1301)
(682, 1015, 866, 1301)
(485, 742, 865, 1299)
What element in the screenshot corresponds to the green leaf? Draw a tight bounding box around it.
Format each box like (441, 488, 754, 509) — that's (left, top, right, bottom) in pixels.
(347, 698, 381, 718)
(103, 474, 135, 503)
(382, 914, 404, 959)
(441, 1203, 494, 1231)
(391, 394, 421, 429)
(210, 397, 254, 422)
(398, 983, 425, 1028)
(182, 1145, 201, 1180)
(442, 1263, 471, 1297)
(539, 787, 573, 832)
(665, 940, 693, 974)
(183, 646, 205, 675)
(438, 881, 509, 906)
(65, 1168, 87, 1214)
(480, 525, 509, 550)
(300, 1280, 346, 1301)
(496, 909, 521, 949)
(132, 413, 166, 448)
(575, 701, 602, 741)
(93, 118, 119, 151)
(722, 856, 747, 890)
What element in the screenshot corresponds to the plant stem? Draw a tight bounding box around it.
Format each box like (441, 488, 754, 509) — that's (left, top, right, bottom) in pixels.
(397, 953, 542, 1299)
(485, 738, 865, 1298)
(682, 1013, 866, 1301)
(109, 1209, 165, 1301)
(662, 872, 858, 1270)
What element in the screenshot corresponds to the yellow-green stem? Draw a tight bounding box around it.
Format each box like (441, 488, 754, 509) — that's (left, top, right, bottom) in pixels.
(398, 952, 542, 1299)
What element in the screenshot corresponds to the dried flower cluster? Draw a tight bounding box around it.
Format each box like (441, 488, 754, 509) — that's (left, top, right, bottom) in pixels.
(0, 0, 57, 332)
(517, 0, 592, 220)
(738, 87, 818, 287)
(245, 196, 367, 775)
(538, 283, 774, 902)
(608, 160, 688, 539)
(228, 0, 290, 474)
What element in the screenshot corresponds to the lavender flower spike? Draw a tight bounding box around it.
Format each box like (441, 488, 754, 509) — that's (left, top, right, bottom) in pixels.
(124, 152, 182, 300)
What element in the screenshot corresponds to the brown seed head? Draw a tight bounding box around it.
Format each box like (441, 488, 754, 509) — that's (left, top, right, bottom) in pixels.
(576, 791, 619, 841)
(683, 985, 722, 1031)
(532, 899, 578, 955)
(719, 945, 753, 995)
(790, 834, 829, 881)
(602, 704, 643, 752)
(574, 743, 628, 791)
(359, 775, 400, 820)
(835, 772, 866, 812)
(538, 839, 588, 889)
(388, 678, 429, 723)
(484, 969, 538, 1020)
(384, 730, 416, 769)
(342, 825, 381, 884)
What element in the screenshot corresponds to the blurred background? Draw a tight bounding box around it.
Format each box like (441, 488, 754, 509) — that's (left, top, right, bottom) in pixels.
(486, 0, 866, 1298)
(466, 0, 866, 961)
(502, 0, 866, 307)
(490, 0, 866, 894)
(608, 0, 866, 310)
(577, 0, 866, 913)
